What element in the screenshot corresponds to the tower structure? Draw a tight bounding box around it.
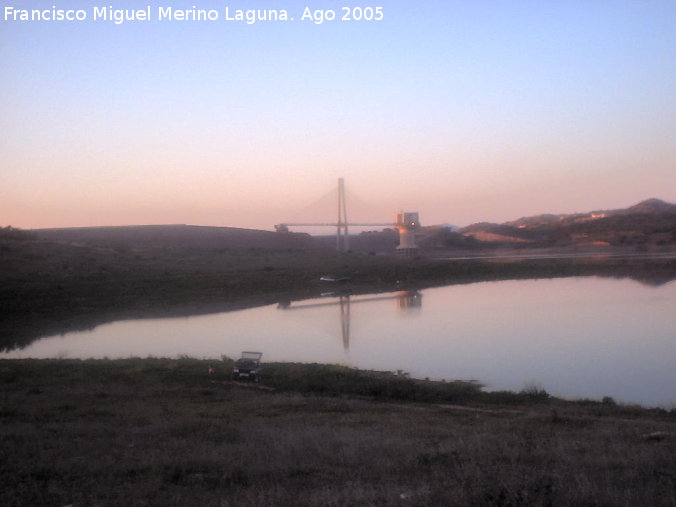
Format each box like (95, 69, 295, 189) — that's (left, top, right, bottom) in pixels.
(395, 211, 420, 256)
(336, 177, 349, 251)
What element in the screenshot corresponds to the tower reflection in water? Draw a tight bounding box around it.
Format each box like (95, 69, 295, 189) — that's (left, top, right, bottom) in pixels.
(277, 291, 422, 350)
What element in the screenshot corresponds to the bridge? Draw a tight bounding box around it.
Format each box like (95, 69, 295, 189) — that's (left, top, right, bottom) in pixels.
(276, 178, 421, 255)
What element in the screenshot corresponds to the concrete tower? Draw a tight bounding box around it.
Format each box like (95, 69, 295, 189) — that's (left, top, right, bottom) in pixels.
(396, 211, 420, 256)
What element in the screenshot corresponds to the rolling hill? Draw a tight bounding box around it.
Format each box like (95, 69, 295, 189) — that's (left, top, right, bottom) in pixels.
(458, 198, 676, 249)
(32, 224, 319, 251)
(5, 198, 675, 253)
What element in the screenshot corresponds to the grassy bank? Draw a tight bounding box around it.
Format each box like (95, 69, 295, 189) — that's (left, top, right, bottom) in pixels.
(2, 358, 675, 506)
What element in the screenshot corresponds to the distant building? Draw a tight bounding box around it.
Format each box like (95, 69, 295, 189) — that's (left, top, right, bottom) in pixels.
(396, 212, 420, 256)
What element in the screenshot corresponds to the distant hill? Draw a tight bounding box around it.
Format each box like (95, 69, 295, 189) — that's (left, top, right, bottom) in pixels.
(622, 198, 676, 215)
(459, 199, 676, 249)
(33, 224, 320, 251)
(14, 199, 676, 253)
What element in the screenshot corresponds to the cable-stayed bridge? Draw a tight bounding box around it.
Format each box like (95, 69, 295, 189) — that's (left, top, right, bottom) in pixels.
(277, 178, 421, 254)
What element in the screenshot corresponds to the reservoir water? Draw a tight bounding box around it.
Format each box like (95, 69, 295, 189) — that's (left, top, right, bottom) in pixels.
(3, 276, 675, 407)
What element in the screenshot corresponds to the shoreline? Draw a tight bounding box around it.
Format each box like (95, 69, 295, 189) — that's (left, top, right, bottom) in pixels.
(2, 244, 675, 352)
(4, 357, 672, 410)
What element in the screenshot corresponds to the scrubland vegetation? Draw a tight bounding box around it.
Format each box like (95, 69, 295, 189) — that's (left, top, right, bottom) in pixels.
(1, 358, 675, 506)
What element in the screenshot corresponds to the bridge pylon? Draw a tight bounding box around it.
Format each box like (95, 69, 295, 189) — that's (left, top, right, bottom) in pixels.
(336, 177, 349, 252)
(277, 179, 422, 255)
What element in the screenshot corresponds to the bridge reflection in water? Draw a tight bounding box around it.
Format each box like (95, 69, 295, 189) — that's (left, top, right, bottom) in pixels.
(277, 291, 422, 350)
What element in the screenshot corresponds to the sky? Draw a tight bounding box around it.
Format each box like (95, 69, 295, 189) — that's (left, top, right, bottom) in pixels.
(2, 0, 675, 230)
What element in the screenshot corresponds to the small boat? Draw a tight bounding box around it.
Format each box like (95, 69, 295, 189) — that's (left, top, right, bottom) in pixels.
(320, 275, 351, 282)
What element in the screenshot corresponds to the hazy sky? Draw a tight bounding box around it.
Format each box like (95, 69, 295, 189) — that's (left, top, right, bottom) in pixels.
(2, 1, 675, 229)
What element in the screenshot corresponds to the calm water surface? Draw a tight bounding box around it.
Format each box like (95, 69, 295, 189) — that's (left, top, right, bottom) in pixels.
(4, 277, 675, 407)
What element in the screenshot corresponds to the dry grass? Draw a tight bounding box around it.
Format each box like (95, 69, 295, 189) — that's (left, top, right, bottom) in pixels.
(2, 358, 675, 506)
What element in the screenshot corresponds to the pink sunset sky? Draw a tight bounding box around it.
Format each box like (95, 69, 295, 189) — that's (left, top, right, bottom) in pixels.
(2, 1, 675, 230)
